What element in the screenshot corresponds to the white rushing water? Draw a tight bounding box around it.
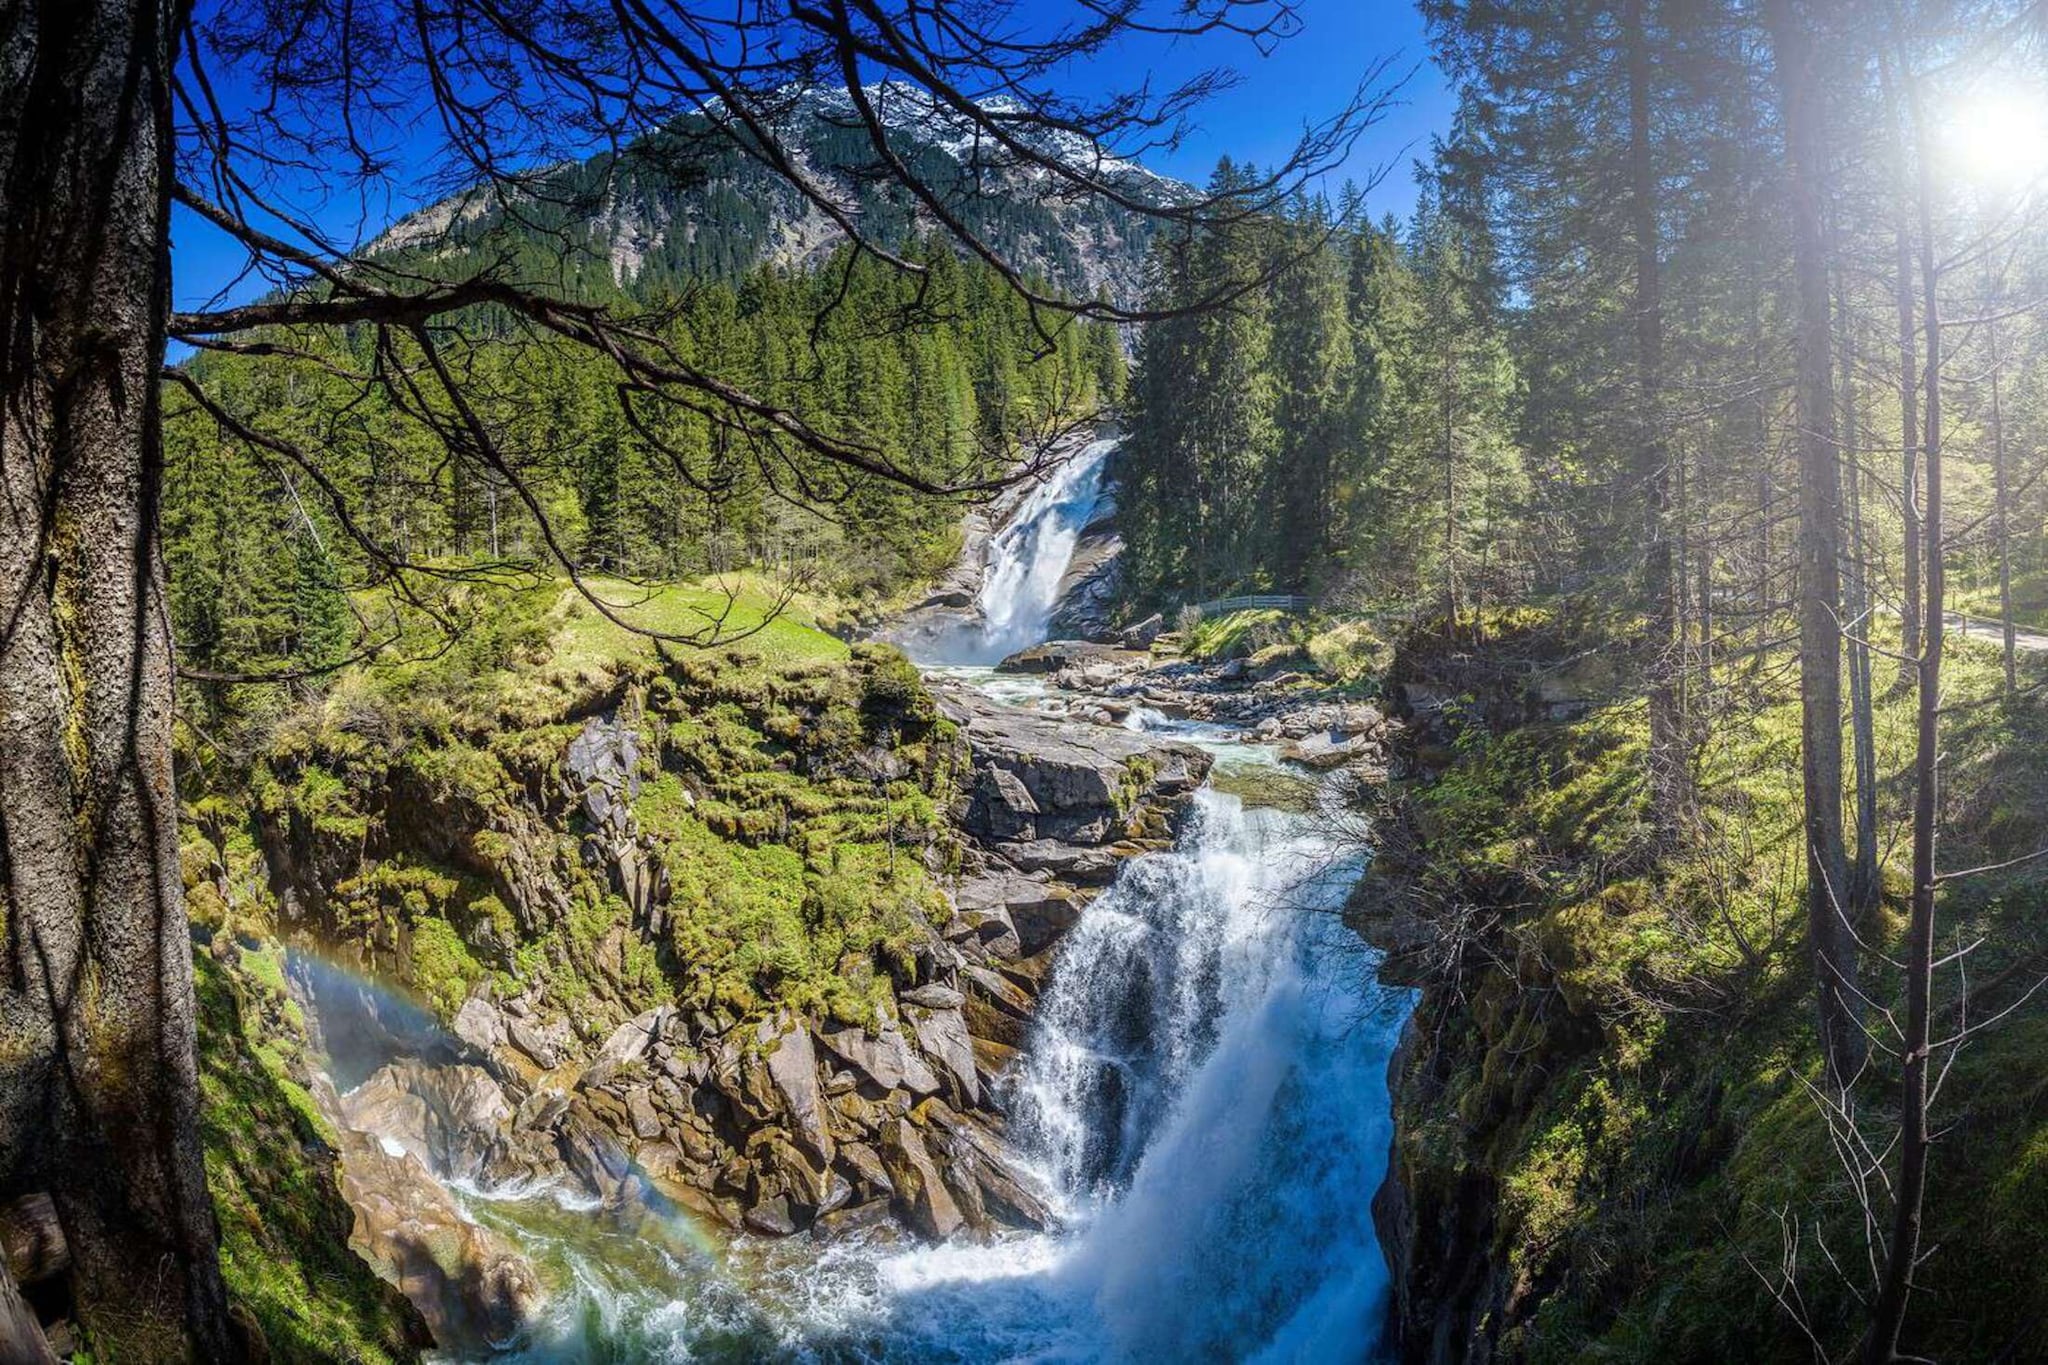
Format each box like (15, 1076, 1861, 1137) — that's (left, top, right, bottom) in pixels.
(448, 785, 1409, 1363)
(821, 787, 1413, 1364)
(918, 438, 1113, 665)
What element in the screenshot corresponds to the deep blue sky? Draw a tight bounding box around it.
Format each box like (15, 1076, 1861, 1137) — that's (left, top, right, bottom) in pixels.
(1084, 0, 1453, 210)
(171, 0, 1450, 312)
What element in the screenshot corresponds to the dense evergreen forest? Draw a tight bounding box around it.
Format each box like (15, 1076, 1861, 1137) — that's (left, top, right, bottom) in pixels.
(1106, 1, 2048, 1360)
(167, 240, 1122, 691)
(1122, 111, 2048, 641)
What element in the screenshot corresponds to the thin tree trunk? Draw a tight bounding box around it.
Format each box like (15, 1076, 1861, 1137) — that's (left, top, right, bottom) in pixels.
(1988, 310, 2016, 695)
(1884, 61, 1922, 675)
(1442, 347, 1459, 637)
(1895, 219, 1922, 674)
(0, 1, 239, 1358)
(1625, 0, 1688, 830)
(1753, 298, 1775, 628)
(1838, 273, 1880, 923)
(1768, 0, 1864, 1085)
(1866, 69, 1944, 1363)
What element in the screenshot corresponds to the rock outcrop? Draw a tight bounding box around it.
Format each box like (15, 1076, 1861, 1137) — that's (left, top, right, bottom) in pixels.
(329, 1105, 545, 1355)
(1045, 495, 1124, 642)
(274, 650, 1213, 1298)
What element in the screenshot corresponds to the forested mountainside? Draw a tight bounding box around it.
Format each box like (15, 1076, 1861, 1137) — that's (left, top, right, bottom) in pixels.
(166, 85, 1156, 694)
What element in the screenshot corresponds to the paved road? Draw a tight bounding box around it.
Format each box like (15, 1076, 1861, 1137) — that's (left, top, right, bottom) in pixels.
(1946, 611, 2048, 654)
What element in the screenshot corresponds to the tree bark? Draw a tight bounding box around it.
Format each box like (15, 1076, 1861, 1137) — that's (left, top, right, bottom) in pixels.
(0, 1, 238, 1358)
(1624, 0, 1689, 832)
(1767, 0, 1864, 1086)
(1866, 67, 1944, 1364)
(1837, 274, 1880, 924)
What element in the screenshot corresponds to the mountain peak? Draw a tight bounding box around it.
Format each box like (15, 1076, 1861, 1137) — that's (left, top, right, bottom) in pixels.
(372, 82, 1183, 301)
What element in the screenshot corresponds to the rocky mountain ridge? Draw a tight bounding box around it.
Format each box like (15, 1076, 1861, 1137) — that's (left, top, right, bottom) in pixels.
(372, 82, 1181, 304)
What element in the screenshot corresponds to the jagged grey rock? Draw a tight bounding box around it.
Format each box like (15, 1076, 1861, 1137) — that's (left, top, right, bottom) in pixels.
(817, 1025, 941, 1096)
(761, 1017, 835, 1166)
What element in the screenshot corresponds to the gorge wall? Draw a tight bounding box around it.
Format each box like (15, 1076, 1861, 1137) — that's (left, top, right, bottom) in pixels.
(1353, 613, 2048, 1365)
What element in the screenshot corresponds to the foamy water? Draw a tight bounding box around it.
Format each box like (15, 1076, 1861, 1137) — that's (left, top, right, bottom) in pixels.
(916, 439, 1113, 665)
(424, 789, 1408, 1363)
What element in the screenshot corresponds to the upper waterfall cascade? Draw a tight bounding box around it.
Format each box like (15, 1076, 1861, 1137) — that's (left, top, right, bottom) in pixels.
(919, 437, 1114, 666)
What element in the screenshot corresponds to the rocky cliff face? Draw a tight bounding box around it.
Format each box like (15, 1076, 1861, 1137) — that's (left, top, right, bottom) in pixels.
(375, 83, 1178, 306)
(197, 641, 1209, 1346)
(1346, 617, 1639, 1364)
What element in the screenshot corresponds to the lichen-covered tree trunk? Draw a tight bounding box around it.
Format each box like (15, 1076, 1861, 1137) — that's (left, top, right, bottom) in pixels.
(0, 0, 238, 1358)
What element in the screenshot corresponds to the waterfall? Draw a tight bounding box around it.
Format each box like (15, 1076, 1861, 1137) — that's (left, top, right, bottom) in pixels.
(442, 783, 1410, 1363)
(320, 423, 1415, 1361)
(920, 438, 1113, 665)
(744, 785, 1412, 1363)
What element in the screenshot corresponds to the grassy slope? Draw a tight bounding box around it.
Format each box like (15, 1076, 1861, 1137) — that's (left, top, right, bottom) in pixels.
(1369, 608, 2048, 1361)
(246, 573, 952, 1029)
(1953, 565, 2048, 632)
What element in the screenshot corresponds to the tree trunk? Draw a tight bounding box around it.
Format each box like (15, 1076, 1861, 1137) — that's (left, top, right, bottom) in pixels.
(1987, 310, 2015, 696)
(1894, 218, 1921, 674)
(1767, 0, 1864, 1086)
(1838, 275, 1880, 923)
(1884, 61, 1922, 675)
(0, 1, 238, 1359)
(1866, 70, 1944, 1363)
(1625, 0, 1688, 832)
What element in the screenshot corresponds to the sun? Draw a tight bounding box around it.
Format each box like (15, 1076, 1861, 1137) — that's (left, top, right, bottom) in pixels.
(1943, 83, 2048, 193)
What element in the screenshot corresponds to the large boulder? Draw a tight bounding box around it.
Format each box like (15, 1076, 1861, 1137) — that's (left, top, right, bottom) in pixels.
(936, 681, 1209, 846)
(878, 1118, 964, 1241)
(993, 641, 1114, 674)
(336, 1128, 544, 1353)
(450, 996, 506, 1057)
(1117, 613, 1165, 649)
(761, 1017, 835, 1166)
(906, 1005, 979, 1107)
(817, 1023, 941, 1096)
(578, 1006, 670, 1090)
(340, 1061, 515, 1183)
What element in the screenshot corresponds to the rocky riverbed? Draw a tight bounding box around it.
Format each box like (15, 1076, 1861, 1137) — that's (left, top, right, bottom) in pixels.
(988, 640, 1394, 777)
